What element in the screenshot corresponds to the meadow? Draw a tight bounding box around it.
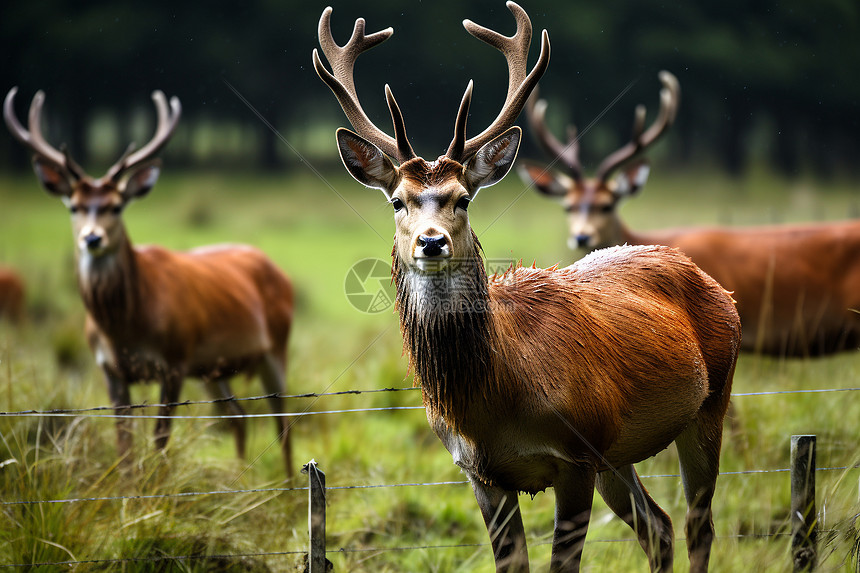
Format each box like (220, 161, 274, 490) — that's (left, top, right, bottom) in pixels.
(0, 165, 859, 572)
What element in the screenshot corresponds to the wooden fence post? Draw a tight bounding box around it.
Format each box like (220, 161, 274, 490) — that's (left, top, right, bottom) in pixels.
(303, 459, 328, 572)
(791, 435, 817, 572)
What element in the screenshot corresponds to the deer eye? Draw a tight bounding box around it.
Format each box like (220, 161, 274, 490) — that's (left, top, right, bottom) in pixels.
(111, 205, 123, 215)
(599, 204, 614, 214)
(455, 197, 470, 212)
(68, 205, 80, 214)
(391, 197, 405, 212)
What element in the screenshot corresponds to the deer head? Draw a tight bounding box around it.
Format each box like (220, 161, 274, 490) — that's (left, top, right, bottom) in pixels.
(314, 2, 549, 274)
(4, 88, 181, 258)
(518, 71, 679, 251)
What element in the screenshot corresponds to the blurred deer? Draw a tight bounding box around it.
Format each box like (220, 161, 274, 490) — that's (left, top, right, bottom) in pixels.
(519, 73, 860, 356)
(4, 88, 295, 475)
(0, 266, 25, 323)
(315, 4, 740, 571)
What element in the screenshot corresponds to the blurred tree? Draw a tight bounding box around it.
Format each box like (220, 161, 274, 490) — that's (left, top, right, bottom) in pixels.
(1, 0, 857, 177)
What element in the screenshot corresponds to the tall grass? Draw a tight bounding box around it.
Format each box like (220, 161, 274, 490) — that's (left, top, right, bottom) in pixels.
(0, 167, 859, 571)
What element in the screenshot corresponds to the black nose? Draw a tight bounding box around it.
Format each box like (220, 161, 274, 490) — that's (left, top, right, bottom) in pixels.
(575, 234, 590, 248)
(417, 234, 446, 257)
(85, 233, 102, 249)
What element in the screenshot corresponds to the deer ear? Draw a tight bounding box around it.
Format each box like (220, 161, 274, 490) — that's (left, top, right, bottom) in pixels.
(517, 161, 570, 198)
(336, 128, 399, 198)
(121, 160, 161, 200)
(462, 126, 521, 194)
(32, 158, 74, 197)
(613, 161, 650, 198)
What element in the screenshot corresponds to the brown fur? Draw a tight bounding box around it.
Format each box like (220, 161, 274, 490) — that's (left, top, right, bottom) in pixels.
(36, 171, 294, 475)
(399, 244, 740, 493)
(6, 87, 295, 473)
(336, 126, 741, 571)
(0, 267, 25, 323)
(626, 222, 860, 356)
(521, 164, 860, 357)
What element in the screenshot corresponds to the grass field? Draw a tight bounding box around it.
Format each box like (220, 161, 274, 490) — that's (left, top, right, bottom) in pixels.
(1, 166, 859, 571)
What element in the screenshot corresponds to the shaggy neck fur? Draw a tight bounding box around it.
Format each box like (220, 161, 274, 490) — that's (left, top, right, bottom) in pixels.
(394, 231, 500, 426)
(76, 230, 141, 332)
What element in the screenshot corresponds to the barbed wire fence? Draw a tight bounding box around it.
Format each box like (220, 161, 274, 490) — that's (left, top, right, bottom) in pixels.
(1, 386, 859, 570)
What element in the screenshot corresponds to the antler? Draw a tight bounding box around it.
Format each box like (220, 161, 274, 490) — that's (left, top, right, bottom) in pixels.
(4, 87, 88, 179)
(446, 1, 550, 163)
(105, 90, 181, 181)
(525, 87, 582, 181)
(313, 7, 416, 163)
(594, 71, 680, 182)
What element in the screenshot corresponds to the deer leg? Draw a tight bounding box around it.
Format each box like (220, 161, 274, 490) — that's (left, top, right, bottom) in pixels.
(469, 477, 528, 572)
(551, 464, 596, 572)
(205, 377, 247, 460)
(259, 352, 292, 477)
(103, 368, 133, 460)
(595, 464, 674, 572)
(675, 409, 724, 573)
(154, 371, 183, 450)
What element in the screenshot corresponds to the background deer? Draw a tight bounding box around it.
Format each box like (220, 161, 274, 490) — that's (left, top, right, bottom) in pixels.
(518, 72, 860, 357)
(0, 266, 25, 323)
(315, 4, 740, 571)
(4, 88, 295, 474)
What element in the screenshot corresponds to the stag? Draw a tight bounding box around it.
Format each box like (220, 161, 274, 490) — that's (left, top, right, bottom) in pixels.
(314, 4, 740, 571)
(4, 88, 294, 474)
(0, 266, 25, 323)
(519, 72, 860, 356)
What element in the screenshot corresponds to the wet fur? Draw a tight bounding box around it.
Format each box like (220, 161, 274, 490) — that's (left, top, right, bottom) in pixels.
(79, 237, 295, 473)
(398, 242, 739, 493)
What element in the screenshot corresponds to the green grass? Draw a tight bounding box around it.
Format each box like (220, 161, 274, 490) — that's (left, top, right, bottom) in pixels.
(1, 166, 859, 571)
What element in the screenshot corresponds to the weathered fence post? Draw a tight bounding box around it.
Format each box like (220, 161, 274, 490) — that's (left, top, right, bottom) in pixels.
(303, 459, 328, 572)
(791, 435, 817, 572)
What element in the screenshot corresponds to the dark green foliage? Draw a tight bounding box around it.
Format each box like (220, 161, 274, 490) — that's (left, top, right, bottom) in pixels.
(1, 0, 858, 175)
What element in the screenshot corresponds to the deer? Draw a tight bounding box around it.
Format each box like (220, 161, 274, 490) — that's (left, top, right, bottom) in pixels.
(4, 87, 295, 475)
(518, 72, 860, 357)
(0, 266, 25, 323)
(314, 3, 741, 571)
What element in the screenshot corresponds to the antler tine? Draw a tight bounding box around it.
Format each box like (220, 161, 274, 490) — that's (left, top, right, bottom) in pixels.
(640, 70, 679, 145)
(596, 70, 680, 182)
(448, 1, 550, 162)
(384, 84, 416, 162)
(4, 88, 74, 173)
(59, 144, 89, 180)
(446, 80, 474, 163)
(313, 7, 415, 163)
(631, 104, 646, 141)
(108, 90, 181, 180)
(525, 88, 582, 181)
(27, 91, 74, 172)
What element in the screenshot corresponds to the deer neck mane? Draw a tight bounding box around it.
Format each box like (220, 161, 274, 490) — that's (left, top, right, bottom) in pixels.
(76, 230, 142, 331)
(393, 230, 500, 426)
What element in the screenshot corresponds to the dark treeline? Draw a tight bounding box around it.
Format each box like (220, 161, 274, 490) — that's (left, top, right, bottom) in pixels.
(2, 0, 858, 177)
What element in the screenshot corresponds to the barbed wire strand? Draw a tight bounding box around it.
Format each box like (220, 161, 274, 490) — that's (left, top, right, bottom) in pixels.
(4, 467, 858, 507)
(0, 386, 419, 416)
(1, 386, 858, 567)
(1, 386, 857, 419)
(0, 405, 426, 420)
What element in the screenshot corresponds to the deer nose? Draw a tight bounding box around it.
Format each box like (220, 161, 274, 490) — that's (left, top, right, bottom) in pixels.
(84, 233, 103, 250)
(575, 234, 591, 248)
(417, 234, 447, 257)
